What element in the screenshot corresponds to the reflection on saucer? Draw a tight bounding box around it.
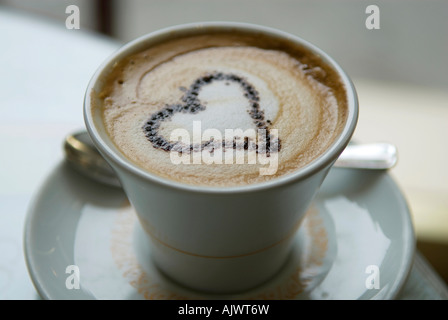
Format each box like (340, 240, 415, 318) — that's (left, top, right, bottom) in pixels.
(311, 196, 391, 299)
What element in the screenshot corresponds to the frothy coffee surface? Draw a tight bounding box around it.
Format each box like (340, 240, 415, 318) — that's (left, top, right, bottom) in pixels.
(96, 33, 348, 187)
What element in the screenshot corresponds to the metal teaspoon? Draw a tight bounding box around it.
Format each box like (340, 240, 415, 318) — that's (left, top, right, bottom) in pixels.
(64, 131, 397, 188)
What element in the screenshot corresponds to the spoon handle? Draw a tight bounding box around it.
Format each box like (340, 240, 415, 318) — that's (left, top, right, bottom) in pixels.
(334, 143, 397, 169)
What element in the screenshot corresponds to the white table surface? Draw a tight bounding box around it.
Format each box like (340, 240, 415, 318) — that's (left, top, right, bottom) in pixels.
(1, 7, 447, 300)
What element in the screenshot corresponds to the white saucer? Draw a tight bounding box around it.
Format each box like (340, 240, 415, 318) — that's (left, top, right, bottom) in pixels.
(24, 161, 415, 300)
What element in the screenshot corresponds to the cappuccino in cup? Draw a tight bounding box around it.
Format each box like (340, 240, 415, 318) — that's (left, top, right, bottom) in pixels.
(95, 32, 348, 187)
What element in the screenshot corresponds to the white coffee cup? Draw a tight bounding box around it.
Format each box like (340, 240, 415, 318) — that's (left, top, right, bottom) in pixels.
(84, 22, 358, 294)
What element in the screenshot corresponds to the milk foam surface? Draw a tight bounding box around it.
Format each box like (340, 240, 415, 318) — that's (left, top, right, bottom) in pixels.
(97, 34, 348, 187)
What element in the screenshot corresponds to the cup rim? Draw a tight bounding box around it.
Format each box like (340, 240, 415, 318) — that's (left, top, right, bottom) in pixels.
(84, 21, 358, 195)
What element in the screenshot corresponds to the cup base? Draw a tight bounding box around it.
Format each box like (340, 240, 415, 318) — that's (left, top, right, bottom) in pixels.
(138, 227, 296, 294)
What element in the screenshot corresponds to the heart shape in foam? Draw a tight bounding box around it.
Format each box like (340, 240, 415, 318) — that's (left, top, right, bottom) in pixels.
(142, 72, 280, 154)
